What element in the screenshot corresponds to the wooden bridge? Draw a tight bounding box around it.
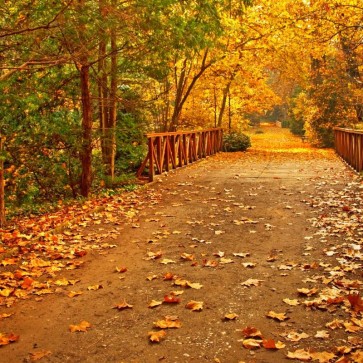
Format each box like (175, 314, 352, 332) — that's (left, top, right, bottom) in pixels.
(334, 127, 363, 173)
(137, 128, 223, 181)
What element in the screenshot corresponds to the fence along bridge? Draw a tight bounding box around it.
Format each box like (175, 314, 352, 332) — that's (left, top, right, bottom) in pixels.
(137, 128, 223, 181)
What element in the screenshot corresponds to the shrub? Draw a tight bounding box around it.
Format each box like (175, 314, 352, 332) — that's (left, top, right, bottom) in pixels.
(223, 132, 251, 152)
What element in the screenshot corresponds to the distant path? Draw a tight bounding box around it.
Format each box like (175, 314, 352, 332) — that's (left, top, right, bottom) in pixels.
(2, 126, 362, 363)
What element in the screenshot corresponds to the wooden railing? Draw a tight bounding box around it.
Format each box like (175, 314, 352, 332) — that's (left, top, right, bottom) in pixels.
(137, 128, 223, 181)
(334, 127, 363, 172)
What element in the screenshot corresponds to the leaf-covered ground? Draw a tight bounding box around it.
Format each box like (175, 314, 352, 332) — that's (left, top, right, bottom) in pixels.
(0, 126, 362, 363)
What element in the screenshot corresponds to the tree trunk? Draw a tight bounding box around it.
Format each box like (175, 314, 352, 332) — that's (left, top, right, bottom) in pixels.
(0, 136, 5, 228)
(217, 81, 231, 127)
(340, 34, 363, 122)
(80, 64, 93, 197)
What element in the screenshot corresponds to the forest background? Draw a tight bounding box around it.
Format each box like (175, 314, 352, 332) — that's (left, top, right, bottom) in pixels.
(0, 0, 362, 224)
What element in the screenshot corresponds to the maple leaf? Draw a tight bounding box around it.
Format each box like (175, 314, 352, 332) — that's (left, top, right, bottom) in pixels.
(213, 251, 225, 257)
(153, 318, 181, 329)
(283, 298, 300, 306)
(0, 332, 19, 346)
(87, 285, 103, 291)
(282, 331, 310, 342)
(180, 253, 194, 261)
(69, 321, 91, 333)
(297, 287, 319, 296)
(0, 313, 13, 320)
(233, 252, 250, 258)
(113, 301, 133, 310)
(242, 338, 262, 349)
(148, 330, 166, 343)
(242, 262, 256, 268)
(115, 266, 127, 273)
(146, 275, 158, 281)
(310, 351, 336, 363)
(241, 278, 263, 287)
(148, 300, 163, 308)
(29, 350, 52, 361)
(163, 272, 174, 280)
(347, 294, 363, 312)
(241, 326, 263, 338)
(67, 291, 83, 298)
(286, 349, 311, 361)
(224, 313, 238, 320)
(351, 351, 363, 363)
(160, 259, 176, 265)
(266, 311, 289, 321)
(145, 251, 162, 260)
(314, 330, 329, 339)
(202, 259, 219, 267)
(163, 295, 181, 304)
(185, 300, 203, 311)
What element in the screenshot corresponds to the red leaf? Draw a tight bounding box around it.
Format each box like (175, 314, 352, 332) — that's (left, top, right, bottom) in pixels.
(163, 295, 180, 304)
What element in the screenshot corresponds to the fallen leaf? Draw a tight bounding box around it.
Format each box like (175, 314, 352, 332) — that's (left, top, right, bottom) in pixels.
(29, 350, 52, 361)
(310, 351, 337, 363)
(283, 298, 300, 306)
(113, 301, 133, 310)
(163, 295, 181, 304)
(220, 258, 234, 264)
(286, 349, 311, 361)
(242, 262, 256, 268)
(241, 278, 263, 287)
(0, 332, 19, 346)
(185, 300, 203, 311)
(69, 321, 91, 333)
(266, 311, 289, 322)
(202, 259, 219, 267)
(148, 330, 166, 343)
(153, 318, 181, 329)
(148, 300, 163, 308)
(180, 253, 194, 261)
(67, 291, 83, 298)
(163, 272, 174, 280)
(224, 313, 238, 320)
(282, 331, 310, 342)
(115, 266, 127, 273)
(87, 285, 103, 291)
(314, 330, 330, 339)
(297, 287, 319, 296)
(347, 294, 363, 312)
(262, 339, 285, 350)
(160, 259, 176, 265)
(242, 338, 262, 349)
(242, 326, 263, 338)
(0, 313, 14, 320)
(233, 252, 250, 258)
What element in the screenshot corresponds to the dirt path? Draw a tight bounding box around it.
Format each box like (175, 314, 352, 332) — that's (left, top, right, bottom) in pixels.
(1, 127, 362, 363)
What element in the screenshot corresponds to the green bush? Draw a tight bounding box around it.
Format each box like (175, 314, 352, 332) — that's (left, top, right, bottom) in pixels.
(281, 120, 290, 128)
(223, 132, 251, 152)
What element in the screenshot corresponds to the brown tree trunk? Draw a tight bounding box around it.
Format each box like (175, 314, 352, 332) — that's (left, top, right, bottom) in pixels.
(217, 81, 232, 127)
(80, 64, 93, 197)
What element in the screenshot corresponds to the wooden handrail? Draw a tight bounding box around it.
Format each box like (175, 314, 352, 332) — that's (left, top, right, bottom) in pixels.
(137, 128, 224, 181)
(334, 127, 363, 172)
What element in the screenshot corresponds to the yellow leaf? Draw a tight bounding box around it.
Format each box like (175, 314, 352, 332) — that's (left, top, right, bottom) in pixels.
(242, 338, 262, 349)
(153, 318, 181, 329)
(87, 285, 103, 291)
(113, 301, 133, 310)
(29, 350, 52, 361)
(185, 300, 203, 311)
(286, 349, 311, 361)
(67, 291, 83, 298)
(224, 313, 238, 320)
(148, 300, 163, 308)
(266, 311, 289, 321)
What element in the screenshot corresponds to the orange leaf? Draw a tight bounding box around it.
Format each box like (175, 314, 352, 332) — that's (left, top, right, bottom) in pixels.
(69, 321, 91, 333)
(347, 294, 363, 312)
(266, 311, 289, 321)
(286, 349, 311, 361)
(185, 300, 203, 311)
(148, 330, 166, 343)
(29, 350, 52, 361)
(153, 318, 181, 329)
(163, 272, 174, 280)
(113, 301, 133, 310)
(242, 338, 262, 349)
(0, 332, 19, 346)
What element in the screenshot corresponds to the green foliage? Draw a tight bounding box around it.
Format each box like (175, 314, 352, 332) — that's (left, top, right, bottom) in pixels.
(289, 117, 305, 136)
(223, 132, 251, 152)
(281, 120, 290, 128)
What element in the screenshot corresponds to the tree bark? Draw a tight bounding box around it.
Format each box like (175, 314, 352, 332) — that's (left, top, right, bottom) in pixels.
(80, 64, 93, 197)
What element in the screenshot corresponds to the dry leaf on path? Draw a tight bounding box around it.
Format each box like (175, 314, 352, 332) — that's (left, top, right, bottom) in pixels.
(310, 351, 337, 363)
(242, 326, 263, 338)
(185, 300, 203, 311)
(148, 330, 166, 343)
(262, 339, 285, 350)
(113, 301, 133, 310)
(163, 295, 181, 304)
(69, 321, 91, 333)
(241, 278, 263, 287)
(87, 285, 103, 291)
(242, 338, 262, 349)
(29, 350, 52, 361)
(315, 330, 330, 339)
(148, 300, 163, 308)
(224, 313, 238, 320)
(283, 298, 300, 306)
(297, 287, 319, 296)
(266, 311, 289, 322)
(282, 331, 309, 342)
(0, 332, 19, 346)
(286, 349, 311, 361)
(153, 318, 181, 329)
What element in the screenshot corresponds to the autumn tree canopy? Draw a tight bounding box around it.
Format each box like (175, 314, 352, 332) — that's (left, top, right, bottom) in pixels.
(0, 0, 362, 221)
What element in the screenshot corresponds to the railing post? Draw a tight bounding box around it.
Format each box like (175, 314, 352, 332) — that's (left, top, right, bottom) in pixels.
(149, 137, 154, 182)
